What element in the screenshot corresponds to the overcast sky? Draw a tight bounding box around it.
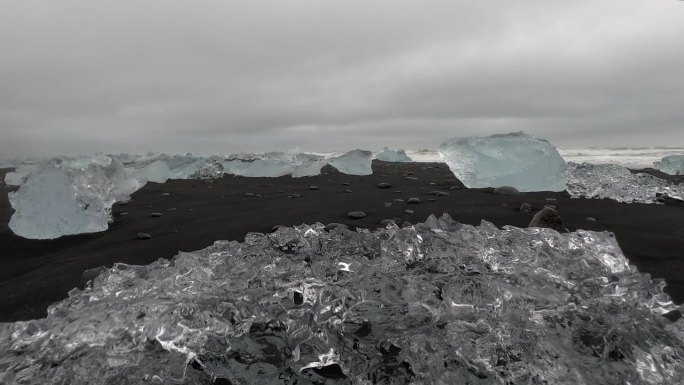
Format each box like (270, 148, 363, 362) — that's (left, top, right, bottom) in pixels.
(1, 1, 683, 158)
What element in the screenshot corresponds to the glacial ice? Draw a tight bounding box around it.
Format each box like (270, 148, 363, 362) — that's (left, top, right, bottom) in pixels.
(8, 159, 141, 239)
(654, 155, 684, 175)
(222, 152, 327, 178)
(439, 132, 567, 191)
(1, 214, 683, 384)
(6, 151, 375, 239)
(566, 162, 684, 203)
(375, 147, 413, 162)
(328, 149, 373, 175)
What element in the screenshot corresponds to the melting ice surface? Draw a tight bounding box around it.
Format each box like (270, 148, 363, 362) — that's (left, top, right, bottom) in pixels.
(439, 132, 567, 192)
(654, 155, 684, 175)
(566, 162, 684, 203)
(1, 214, 683, 385)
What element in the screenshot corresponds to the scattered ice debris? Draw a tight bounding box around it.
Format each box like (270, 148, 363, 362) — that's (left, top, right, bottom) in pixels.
(439, 131, 567, 192)
(654, 154, 684, 175)
(566, 162, 684, 203)
(375, 147, 413, 162)
(327, 149, 373, 175)
(1, 215, 683, 384)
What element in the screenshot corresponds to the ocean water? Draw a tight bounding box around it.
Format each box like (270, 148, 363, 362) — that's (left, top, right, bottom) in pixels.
(399, 147, 684, 169)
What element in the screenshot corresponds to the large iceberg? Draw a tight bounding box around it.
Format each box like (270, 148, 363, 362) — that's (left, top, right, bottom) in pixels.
(375, 147, 413, 162)
(327, 149, 373, 175)
(439, 132, 567, 191)
(566, 162, 684, 203)
(654, 155, 684, 175)
(1, 215, 683, 384)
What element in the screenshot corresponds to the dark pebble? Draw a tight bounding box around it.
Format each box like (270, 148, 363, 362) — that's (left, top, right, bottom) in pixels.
(344, 189, 353, 193)
(150, 212, 163, 218)
(662, 309, 683, 322)
(493, 186, 520, 196)
(407, 197, 421, 204)
(136, 232, 152, 240)
(404, 209, 414, 215)
(244, 192, 256, 197)
(586, 217, 598, 222)
(347, 211, 367, 219)
(309, 185, 319, 190)
(379, 219, 396, 227)
(377, 183, 392, 189)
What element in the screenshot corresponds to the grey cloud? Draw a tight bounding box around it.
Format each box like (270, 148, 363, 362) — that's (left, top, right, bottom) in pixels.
(1, 1, 683, 159)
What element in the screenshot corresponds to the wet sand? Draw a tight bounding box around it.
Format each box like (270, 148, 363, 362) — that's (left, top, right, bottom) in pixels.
(1, 161, 683, 322)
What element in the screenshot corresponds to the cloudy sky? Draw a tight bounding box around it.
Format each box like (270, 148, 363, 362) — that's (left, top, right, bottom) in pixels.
(1, 1, 683, 158)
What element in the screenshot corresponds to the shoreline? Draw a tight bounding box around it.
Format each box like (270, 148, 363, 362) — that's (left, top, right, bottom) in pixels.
(1, 161, 684, 322)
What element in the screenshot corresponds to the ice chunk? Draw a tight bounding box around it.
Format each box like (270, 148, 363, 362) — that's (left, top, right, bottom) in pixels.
(439, 132, 567, 191)
(375, 147, 413, 162)
(566, 162, 684, 203)
(654, 154, 684, 175)
(327, 149, 373, 175)
(190, 159, 224, 179)
(127, 160, 170, 184)
(8, 159, 140, 239)
(2, 215, 683, 384)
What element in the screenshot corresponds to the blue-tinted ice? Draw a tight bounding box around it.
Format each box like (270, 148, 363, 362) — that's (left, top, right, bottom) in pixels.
(654, 155, 684, 176)
(439, 132, 567, 192)
(1, 215, 682, 384)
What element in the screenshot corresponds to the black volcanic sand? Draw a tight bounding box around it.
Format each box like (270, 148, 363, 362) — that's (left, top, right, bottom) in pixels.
(1, 161, 683, 322)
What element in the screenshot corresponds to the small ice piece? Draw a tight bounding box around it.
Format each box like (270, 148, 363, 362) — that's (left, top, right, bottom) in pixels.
(328, 149, 373, 175)
(566, 162, 684, 203)
(654, 155, 684, 175)
(375, 147, 413, 162)
(439, 131, 567, 191)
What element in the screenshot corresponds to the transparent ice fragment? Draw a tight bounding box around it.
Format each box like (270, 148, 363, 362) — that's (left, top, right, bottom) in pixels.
(2, 215, 683, 384)
(439, 131, 567, 191)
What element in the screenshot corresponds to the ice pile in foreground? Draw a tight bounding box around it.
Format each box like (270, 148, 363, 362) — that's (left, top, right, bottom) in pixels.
(375, 147, 413, 162)
(2, 215, 683, 385)
(566, 162, 684, 203)
(654, 155, 684, 175)
(439, 132, 567, 192)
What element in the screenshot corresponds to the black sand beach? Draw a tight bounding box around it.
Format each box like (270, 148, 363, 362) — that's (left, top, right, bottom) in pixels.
(1, 161, 683, 322)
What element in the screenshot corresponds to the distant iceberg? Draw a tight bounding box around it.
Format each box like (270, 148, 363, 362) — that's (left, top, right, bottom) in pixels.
(375, 147, 413, 162)
(439, 132, 567, 191)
